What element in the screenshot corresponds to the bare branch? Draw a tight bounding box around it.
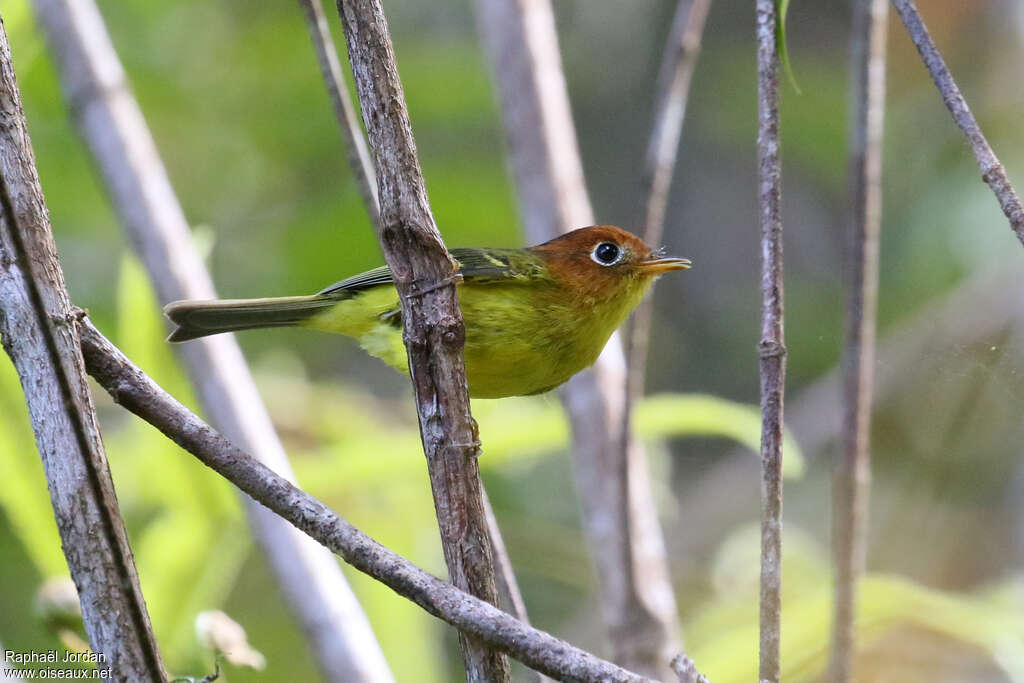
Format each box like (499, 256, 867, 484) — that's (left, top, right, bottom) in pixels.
(298, 0, 380, 229)
(830, 0, 887, 681)
(303, 0, 534, 656)
(474, 0, 680, 676)
(755, 2, 786, 681)
(637, 0, 711, 252)
(0, 23, 164, 680)
(890, 0, 1024, 245)
(333, 0, 508, 678)
(481, 487, 529, 626)
(79, 318, 654, 683)
(28, 1, 392, 679)
(625, 0, 710, 389)
(670, 654, 709, 683)
(621, 0, 711, 594)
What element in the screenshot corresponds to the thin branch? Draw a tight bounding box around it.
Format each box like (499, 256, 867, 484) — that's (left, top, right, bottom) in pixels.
(78, 317, 654, 683)
(830, 0, 887, 681)
(670, 654, 709, 683)
(637, 0, 711, 251)
(333, 1, 508, 679)
(481, 488, 552, 683)
(481, 487, 530, 626)
(890, 0, 1024, 245)
(474, 0, 680, 676)
(756, 2, 786, 682)
(298, 0, 380, 229)
(625, 0, 710, 397)
(305, 0, 535, 653)
(28, 1, 392, 680)
(621, 0, 711, 587)
(0, 23, 164, 680)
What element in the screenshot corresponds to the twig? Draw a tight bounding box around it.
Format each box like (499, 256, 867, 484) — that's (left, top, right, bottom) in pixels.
(481, 488, 553, 681)
(625, 0, 710, 397)
(481, 487, 530, 625)
(297, 0, 380, 229)
(79, 318, 654, 683)
(830, 0, 887, 681)
(755, 1, 786, 682)
(0, 24, 164, 680)
(670, 654, 709, 683)
(474, 0, 680, 675)
(333, 1, 508, 679)
(620, 0, 711, 618)
(637, 0, 711, 252)
(890, 0, 1024, 245)
(624, 0, 712, 399)
(28, 1, 392, 680)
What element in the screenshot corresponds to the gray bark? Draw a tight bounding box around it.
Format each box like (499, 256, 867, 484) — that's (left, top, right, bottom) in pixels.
(830, 0, 888, 680)
(891, 0, 1024, 245)
(334, 0, 509, 679)
(80, 318, 653, 683)
(28, 1, 392, 680)
(756, 1, 786, 682)
(0, 21, 165, 682)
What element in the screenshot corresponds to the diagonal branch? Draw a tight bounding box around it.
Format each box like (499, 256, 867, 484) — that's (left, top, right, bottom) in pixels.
(333, 0, 508, 679)
(0, 22, 164, 680)
(625, 0, 711, 400)
(474, 0, 681, 676)
(755, 1, 786, 682)
(298, 0, 380, 230)
(28, 0, 392, 680)
(890, 0, 1024, 245)
(830, 0, 888, 681)
(79, 317, 653, 683)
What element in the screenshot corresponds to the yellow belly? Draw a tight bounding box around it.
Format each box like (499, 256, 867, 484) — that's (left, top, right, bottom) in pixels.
(300, 281, 637, 398)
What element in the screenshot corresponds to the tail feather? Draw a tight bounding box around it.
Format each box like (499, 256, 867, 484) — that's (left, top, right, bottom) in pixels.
(164, 296, 336, 342)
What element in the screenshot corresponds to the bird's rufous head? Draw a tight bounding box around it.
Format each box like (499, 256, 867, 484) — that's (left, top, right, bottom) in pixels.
(530, 225, 690, 299)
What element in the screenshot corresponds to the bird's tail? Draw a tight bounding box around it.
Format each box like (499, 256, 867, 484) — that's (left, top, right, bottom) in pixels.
(164, 295, 337, 342)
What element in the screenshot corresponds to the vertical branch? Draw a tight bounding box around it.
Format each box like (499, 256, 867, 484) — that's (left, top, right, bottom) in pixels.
(333, 1, 509, 680)
(303, 3, 531, 638)
(830, 0, 887, 681)
(297, 0, 380, 230)
(890, 0, 1024, 245)
(0, 22, 164, 680)
(475, 0, 681, 677)
(28, 2, 394, 681)
(755, 2, 786, 682)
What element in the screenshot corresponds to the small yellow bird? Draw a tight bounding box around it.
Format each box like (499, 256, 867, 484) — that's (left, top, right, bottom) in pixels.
(165, 225, 689, 398)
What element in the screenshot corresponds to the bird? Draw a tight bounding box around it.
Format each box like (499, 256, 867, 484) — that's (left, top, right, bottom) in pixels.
(164, 225, 689, 398)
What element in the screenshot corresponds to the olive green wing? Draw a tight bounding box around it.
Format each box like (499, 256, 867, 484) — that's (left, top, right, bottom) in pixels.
(316, 247, 546, 296)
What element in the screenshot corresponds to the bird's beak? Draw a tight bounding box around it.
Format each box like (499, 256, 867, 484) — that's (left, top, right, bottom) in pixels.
(637, 256, 691, 274)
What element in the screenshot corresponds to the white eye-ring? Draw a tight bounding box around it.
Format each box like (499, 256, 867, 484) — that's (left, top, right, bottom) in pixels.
(590, 242, 622, 266)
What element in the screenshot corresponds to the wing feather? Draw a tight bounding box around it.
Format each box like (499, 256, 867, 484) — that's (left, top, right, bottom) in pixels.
(316, 248, 545, 296)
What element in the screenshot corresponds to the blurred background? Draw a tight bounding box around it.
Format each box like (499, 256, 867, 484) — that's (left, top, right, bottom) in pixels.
(2, 0, 1024, 680)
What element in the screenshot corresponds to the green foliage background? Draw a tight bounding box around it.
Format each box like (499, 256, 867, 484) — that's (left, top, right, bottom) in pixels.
(2, 0, 1024, 681)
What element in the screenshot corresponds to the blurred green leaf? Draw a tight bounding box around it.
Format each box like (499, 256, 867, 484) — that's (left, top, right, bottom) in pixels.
(0, 360, 67, 577)
(634, 394, 805, 477)
(288, 389, 805, 497)
(776, 0, 800, 94)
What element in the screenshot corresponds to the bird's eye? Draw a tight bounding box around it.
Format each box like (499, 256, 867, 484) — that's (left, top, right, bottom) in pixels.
(591, 242, 621, 266)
